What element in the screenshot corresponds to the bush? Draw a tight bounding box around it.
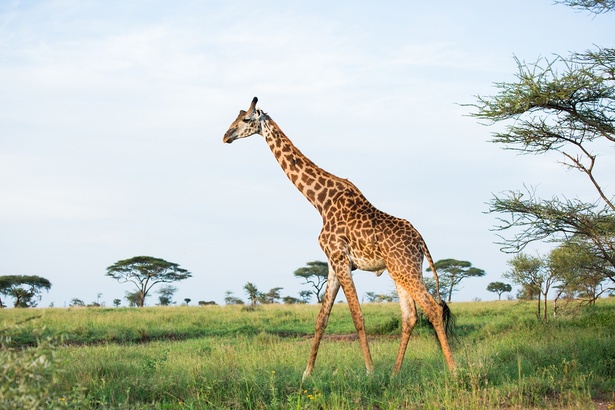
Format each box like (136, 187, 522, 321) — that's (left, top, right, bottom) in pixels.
(0, 325, 86, 408)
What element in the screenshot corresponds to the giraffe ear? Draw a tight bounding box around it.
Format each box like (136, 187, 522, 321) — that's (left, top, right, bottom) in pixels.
(249, 97, 258, 112)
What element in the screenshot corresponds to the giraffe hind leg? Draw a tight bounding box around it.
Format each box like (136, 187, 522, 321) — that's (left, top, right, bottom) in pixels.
(416, 294, 456, 371)
(392, 282, 418, 375)
(389, 268, 456, 372)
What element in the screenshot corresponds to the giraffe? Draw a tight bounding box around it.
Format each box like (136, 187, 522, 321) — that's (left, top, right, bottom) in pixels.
(222, 97, 456, 378)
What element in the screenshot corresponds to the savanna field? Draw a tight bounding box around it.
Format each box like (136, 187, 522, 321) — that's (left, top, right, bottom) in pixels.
(1, 299, 614, 409)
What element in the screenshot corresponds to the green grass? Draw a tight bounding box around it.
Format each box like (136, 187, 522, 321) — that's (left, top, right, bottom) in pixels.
(1, 299, 614, 408)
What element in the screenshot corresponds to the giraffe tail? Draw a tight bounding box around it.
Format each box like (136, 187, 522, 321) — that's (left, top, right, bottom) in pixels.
(420, 239, 442, 303)
(421, 239, 456, 340)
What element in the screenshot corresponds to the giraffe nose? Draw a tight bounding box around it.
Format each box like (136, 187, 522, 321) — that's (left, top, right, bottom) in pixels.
(223, 131, 236, 144)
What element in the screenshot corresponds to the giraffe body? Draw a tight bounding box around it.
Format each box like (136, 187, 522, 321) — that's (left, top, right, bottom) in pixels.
(223, 97, 456, 377)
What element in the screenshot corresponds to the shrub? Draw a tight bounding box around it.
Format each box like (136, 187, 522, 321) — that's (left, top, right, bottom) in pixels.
(0, 325, 86, 408)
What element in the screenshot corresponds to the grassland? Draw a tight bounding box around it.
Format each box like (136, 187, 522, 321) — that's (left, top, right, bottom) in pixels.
(1, 299, 614, 409)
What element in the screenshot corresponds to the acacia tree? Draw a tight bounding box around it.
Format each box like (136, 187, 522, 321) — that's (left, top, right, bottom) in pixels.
(293, 261, 329, 303)
(0, 275, 51, 308)
(299, 290, 312, 303)
(487, 281, 512, 300)
(549, 238, 613, 304)
(106, 256, 191, 307)
(259, 287, 283, 304)
(555, 0, 615, 14)
(365, 291, 398, 303)
(422, 275, 446, 301)
(157, 285, 177, 306)
(426, 259, 485, 302)
(70, 298, 85, 307)
(504, 253, 559, 320)
(468, 3, 615, 281)
(224, 290, 244, 305)
(125, 291, 142, 307)
(243, 282, 259, 306)
(516, 284, 539, 301)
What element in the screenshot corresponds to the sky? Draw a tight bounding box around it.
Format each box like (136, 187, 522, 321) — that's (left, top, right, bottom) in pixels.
(1, 1, 613, 308)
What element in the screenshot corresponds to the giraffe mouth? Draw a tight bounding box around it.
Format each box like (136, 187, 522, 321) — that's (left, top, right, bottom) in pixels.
(223, 132, 236, 144)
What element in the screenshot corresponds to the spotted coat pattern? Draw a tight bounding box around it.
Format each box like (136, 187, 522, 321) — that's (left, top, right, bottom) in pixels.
(223, 97, 456, 377)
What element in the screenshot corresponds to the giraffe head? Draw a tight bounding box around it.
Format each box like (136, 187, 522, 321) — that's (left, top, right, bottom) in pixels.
(223, 97, 263, 144)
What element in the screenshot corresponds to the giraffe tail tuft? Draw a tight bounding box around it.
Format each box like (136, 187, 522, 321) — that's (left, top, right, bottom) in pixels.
(440, 300, 456, 340)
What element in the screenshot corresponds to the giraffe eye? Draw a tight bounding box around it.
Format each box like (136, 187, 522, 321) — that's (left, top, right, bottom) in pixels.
(242, 118, 251, 123)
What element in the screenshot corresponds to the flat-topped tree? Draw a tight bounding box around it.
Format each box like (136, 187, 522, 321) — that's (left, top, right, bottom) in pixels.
(106, 256, 191, 307)
(293, 261, 328, 303)
(427, 259, 486, 302)
(487, 281, 512, 300)
(0, 275, 51, 308)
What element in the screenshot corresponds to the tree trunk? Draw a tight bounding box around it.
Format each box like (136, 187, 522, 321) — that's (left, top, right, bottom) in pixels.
(553, 287, 565, 319)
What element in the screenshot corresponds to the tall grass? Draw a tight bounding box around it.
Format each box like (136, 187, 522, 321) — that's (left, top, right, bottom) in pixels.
(1, 299, 613, 408)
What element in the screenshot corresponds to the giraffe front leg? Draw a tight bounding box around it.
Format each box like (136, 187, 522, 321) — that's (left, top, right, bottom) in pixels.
(303, 272, 340, 380)
(334, 261, 374, 375)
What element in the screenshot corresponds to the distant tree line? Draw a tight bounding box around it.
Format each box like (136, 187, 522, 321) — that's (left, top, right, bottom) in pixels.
(4, 245, 610, 311)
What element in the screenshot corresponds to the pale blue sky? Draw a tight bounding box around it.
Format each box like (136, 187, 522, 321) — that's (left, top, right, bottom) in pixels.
(1, 1, 613, 307)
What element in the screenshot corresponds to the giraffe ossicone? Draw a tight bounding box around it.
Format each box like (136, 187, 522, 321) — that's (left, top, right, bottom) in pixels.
(223, 97, 456, 377)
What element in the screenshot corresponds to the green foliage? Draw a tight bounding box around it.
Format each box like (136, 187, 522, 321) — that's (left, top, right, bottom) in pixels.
(467, 12, 615, 270)
(427, 259, 486, 302)
(106, 256, 192, 307)
(0, 275, 52, 308)
(365, 290, 399, 303)
(369, 316, 400, 335)
(486, 281, 512, 300)
(125, 290, 143, 307)
(0, 300, 613, 408)
(157, 285, 177, 306)
(69, 298, 85, 307)
(488, 189, 615, 267)
(293, 261, 329, 303)
(550, 238, 614, 302)
(505, 253, 559, 320)
(259, 287, 283, 304)
(555, 0, 615, 14)
(224, 290, 244, 305)
(243, 282, 259, 306)
(0, 325, 86, 408)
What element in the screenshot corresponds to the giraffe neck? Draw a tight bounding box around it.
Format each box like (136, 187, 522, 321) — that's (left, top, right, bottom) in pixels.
(259, 114, 342, 214)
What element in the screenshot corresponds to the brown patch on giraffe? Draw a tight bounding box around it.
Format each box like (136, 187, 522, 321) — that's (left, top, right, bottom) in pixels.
(317, 189, 327, 204)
